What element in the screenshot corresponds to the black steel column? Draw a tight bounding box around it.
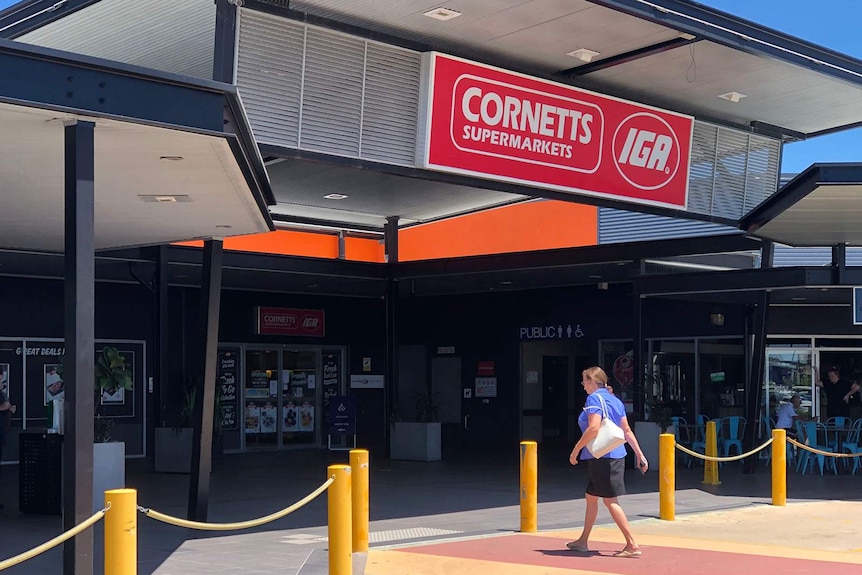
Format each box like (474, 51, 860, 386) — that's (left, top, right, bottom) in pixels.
(742, 290, 770, 474)
(631, 261, 645, 419)
(384, 217, 399, 456)
(63, 120, 95, 575)
(188, 239, 224, 521)
(212, 0, 239, 83)
(832, 242, 847, 284)
(155, 245, 169, 428)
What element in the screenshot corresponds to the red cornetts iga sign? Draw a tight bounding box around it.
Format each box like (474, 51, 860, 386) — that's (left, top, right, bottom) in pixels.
(416, 53, 693, 209)
(256, 307, 325, 337)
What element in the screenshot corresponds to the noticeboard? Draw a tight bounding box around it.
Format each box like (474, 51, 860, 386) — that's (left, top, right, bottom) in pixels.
(327, 395, 356, 435)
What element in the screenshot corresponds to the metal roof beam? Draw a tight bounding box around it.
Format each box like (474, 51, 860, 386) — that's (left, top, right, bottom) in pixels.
(558, 36, 697, 76)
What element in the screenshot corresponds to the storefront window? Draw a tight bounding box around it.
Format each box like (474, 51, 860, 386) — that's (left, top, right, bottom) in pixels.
(698, 339, 745, 419)
(244, 349, 279, 447)
(282, 350, 317, 446)
(650, 340, 696, 420)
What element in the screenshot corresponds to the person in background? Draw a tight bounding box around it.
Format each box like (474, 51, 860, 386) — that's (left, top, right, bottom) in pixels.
(567, 366, 647, 558)
(775, 394, 806, 439)
(816, 366, 859, 419)
(0, 389, 15, 485)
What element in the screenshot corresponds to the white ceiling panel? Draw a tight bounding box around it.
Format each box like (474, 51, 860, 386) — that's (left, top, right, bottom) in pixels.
(0, 103, 271, 252)
(266, 158, 528, 227)
(580, 41, 862, 135)
(753, 185, 862, 246)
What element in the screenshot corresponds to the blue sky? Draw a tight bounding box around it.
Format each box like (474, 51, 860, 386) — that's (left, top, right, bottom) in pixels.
(0, 0, 858, 173)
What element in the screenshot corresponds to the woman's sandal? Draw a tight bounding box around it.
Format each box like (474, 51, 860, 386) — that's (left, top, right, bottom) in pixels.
(566, 541, 590, 552)
(613, 549, 642, 558)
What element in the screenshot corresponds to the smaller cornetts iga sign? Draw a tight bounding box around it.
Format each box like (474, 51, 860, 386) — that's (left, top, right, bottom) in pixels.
(256, 307, 325, 337)
(416, 53, 693, 210)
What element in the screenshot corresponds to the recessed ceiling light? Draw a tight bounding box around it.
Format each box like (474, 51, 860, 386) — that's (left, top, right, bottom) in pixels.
(791, 297, 807, 301)
(423, 7, 461, 21)
(718, 91, 747, 103)
(567, 48, 601, 63)
(307, 284, 319, 289)
(138, 194, 192, 203)
(323, 193, 349, 200)
(499, 281, 513, 285)
(159, 155, 184, 161)
(588, 275, 602, 279)
(215, 224, 232, 229)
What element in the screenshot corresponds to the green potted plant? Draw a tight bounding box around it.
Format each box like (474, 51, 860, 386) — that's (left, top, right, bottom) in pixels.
(155, 378, 226, 472)
(93, 346, 132, 509)
(390, 389, 442, 461)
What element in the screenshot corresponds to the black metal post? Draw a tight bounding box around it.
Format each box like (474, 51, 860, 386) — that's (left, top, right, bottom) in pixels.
(212, 0, 239, 83)
(188, 239, 224, 521)
(384, 217, 399, 456)
(155, 245, 169, 428)
(832, 243, 847, 284)
(62, 120, 95, 575)
(743, 290, 770, 474)
(631, 261, 645, 420)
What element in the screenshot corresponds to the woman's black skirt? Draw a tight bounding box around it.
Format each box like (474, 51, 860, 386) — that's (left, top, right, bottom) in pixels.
(585, 457, 626, 498)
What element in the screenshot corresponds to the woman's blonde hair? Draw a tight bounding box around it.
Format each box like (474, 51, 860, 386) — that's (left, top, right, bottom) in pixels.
(582, 366, 608, 387)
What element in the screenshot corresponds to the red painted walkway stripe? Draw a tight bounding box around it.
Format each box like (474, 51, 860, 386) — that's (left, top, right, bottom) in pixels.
(399, 535, 862, 574)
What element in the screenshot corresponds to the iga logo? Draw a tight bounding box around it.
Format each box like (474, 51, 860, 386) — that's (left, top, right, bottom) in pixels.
(612, 112, 680, 191)
(302, 316, 319, 329)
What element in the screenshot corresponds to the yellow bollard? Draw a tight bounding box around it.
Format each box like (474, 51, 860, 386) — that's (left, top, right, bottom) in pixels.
(328, 465, 353, 575)
(702, 420, 721, 485)
(350, 449, 369, 553)
(104, 489, 137, 575)
(328, 464, 353, 575)
(519, 441, 537, 533)
(772, 429, 787, 506)
(659, 433, 675, 521)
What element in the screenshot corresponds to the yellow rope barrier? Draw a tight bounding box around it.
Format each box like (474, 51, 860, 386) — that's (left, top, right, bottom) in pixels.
(140, 476, 335, 531)
(787, 437, 862, 458)
(675, 438, 773, 462)
(0, 506, 109, 571)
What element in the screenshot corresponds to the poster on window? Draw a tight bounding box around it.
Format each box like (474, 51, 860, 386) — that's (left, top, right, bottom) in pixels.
(217, 350, 239, 431)
(44, 364, 65, 404)
(259, 403, 277, 433)
(283, 401, 299, 432)
(245, 402, 261, 434)
(298, 401, 314, 432)
(0, 363, 9, 401)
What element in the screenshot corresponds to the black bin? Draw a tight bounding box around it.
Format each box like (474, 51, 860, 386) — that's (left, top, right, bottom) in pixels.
(19, 432, 62, 515)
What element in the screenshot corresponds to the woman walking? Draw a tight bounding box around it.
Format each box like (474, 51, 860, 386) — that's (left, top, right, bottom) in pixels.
(567, 366, 647, 557)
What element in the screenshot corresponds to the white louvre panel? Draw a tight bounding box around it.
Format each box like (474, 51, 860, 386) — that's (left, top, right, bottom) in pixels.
(18, 0, 215, 79)
(687, 122, 718, 213)
(300, 28, 365, 156)
(361, 44, 421, 165)
(236, 10, 304, 147)
(710, 127, 749, 220)
(745, 134, 781, 213)
(598, 208, 739, 244)
(773, 247, 862, 267)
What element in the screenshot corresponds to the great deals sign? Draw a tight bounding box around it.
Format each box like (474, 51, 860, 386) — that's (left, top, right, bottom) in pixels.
(417, 53, 693, 209)
(256, 307, 325, 337)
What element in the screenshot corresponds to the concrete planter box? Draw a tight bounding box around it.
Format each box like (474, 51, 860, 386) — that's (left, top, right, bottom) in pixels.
(93, 442, 125, 511)
(390, 422, 442, 461)
(154, 427, 192, 473)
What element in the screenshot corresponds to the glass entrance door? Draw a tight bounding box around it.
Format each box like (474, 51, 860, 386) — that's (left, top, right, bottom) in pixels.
(245, 349, 280, 448)
(765, 348, 814, 424)
(282, 350, 319, 446)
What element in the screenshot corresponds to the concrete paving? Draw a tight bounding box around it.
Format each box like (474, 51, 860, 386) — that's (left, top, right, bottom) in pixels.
(0, 446, 859, 574)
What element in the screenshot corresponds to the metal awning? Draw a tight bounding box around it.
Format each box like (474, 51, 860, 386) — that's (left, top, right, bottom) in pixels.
(0, 37, 275, 252)
(742, 164, 862, 247)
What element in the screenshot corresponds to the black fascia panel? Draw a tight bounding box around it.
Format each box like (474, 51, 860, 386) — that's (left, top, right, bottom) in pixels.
(741, 163, 862, 234)
(395, 234, 761, 279)
(0, 38, 226, 133)
(168, 246, 389, 281)
(588, 0, 862, 88)
(259, 144, 741, 228)
(0, 0, 102, 39)
(634, 266, 832, 297)
(270, 214, 385, 234)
